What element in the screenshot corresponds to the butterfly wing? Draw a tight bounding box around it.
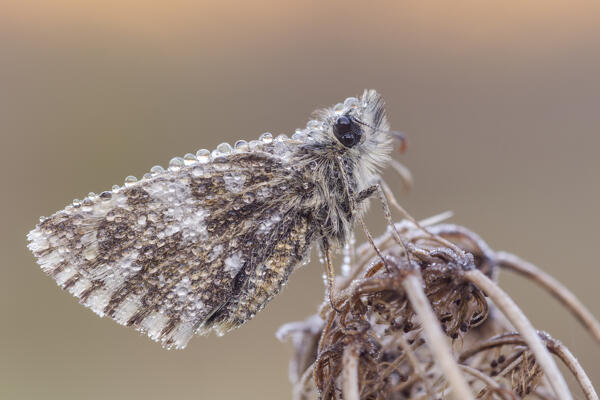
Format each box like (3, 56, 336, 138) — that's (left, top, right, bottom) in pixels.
(28, 141, 315, 349)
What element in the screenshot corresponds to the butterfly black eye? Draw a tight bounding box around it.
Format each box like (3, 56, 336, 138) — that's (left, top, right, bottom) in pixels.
(333, 116, 361, 148)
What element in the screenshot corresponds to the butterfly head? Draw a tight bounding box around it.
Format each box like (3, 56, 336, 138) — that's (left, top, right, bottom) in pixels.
(300, 90, 405, 185)
(304, 89, 404, 155)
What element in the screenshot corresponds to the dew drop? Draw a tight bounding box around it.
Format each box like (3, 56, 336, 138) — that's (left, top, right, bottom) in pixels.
(344, 97, 359, 109)
(341, 243, 352, 276)
(248, 140, 261, 151)
(100, 191, 112, 200)
(292, 129, 306, 141)
(259, 132, 273, 144)
(234, 140, 249, 152)
(317, 248, 325, 264)
(333, 102, 344, 114)
(183, 153, 198, 165)
(124, 176, 138, 187)
(191, 166, 205, 178)
(211, 149, 222, 160)
(169, 157, 184, 171)
(216, 142, 232, 154)
(196, 149, 210, 163)
(142, 172, 152, 179)
(72, 199, 81, 207)
(82, 197, 94, 212)
(150, 165, 164, 175)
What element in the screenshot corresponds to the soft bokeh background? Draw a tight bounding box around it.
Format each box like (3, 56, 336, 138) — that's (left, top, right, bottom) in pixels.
(1, 1, 599, 399)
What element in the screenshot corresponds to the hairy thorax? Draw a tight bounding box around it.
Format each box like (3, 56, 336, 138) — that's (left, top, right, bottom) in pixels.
(298, 149, 365, 249)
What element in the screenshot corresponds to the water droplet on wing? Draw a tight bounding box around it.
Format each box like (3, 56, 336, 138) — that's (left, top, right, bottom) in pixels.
(196, 149, 210, 163)
(169, 157, 184, 171)
(124, 176, 138, 186)
(260, 132, 273, 144)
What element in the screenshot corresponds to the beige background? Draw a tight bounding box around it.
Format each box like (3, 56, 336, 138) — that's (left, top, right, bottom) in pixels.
(1, 1, 599, 399)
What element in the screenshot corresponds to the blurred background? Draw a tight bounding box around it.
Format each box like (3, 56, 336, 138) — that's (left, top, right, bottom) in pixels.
(1, 1, 599, 399)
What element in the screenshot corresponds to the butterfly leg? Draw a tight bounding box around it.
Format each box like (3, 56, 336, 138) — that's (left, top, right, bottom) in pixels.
(335, 156, 391, 272)
(357, 183, 412, 265)
(356, 213, 392, 272)
(322, 239, 342, 312)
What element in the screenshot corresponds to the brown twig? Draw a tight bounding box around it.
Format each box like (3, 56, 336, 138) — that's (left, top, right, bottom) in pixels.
(279, 218, 597, 399)
(342, 342, 360, 400)
(541, 333, 598, 400)
(496, 251, 600, 343)
(464, 269, 573, 400)
(403, 272, 475, 400)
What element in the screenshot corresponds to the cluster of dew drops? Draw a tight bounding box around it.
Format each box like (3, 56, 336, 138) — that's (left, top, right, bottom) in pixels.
(57, 96, 365, 223)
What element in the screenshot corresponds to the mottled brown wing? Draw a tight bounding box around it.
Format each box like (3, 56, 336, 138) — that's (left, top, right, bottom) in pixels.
(28, 148, 315, 349)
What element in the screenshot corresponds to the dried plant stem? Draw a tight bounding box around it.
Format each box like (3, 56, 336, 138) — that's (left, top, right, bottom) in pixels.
(283, 220, 598, 399)
(544, 334, 599, 400)
(458, 365, 516, 400)
(344, 213, 454, 288)
(496, 251, 600, 343)
(389, 159, 413, 192)
(380, 180, 468, 260)
(418, 211, 454, 227)
(295, 363, 316, 400)
(341, 342, 360, 400)
(464, 269, 573, 400)
(402, 272, 475, 400)
(395, 333, 434, 395)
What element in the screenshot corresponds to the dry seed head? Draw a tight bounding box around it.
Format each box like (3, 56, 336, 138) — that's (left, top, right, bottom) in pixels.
(279, 220, 598, 400)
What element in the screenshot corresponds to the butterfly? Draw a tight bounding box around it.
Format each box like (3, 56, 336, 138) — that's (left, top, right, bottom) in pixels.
(27, 89, 407, 349)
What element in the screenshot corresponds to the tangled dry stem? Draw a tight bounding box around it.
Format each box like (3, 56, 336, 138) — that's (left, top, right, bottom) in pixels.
(278, 218, 599, 400)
